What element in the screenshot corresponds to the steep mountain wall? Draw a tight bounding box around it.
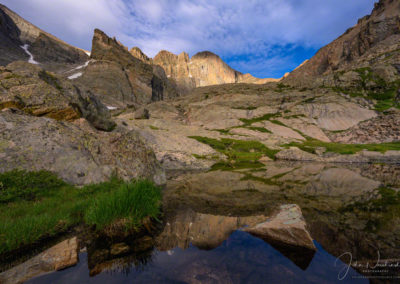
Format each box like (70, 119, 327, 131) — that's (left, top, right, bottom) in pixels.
(284, 0, 400, 87)
(0, 4, 88, 71)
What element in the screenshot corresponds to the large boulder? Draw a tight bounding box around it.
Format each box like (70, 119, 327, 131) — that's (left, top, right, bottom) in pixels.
(244, 204, 316, 251)
(0, 110, 165, 185)
(0, 61, 116, 131)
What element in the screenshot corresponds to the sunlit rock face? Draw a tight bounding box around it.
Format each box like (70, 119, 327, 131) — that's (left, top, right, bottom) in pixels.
(150, 49, 277, 94)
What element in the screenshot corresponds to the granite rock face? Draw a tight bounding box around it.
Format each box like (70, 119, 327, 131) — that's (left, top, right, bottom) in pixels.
(0, 61, 115, 131)
(0, 4, 88, 71)
(0, 110, 165, 185)
(284, 0, 400, 88)
(152, 50, 278, 93)
(130, 47, 153, 64)
(76, 29, 178, 107)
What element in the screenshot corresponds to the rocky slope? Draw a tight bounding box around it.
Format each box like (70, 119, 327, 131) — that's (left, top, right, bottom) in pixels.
(0, 61, 115, 131)
(284, 0, 400, 90)
(115, 82, 400, 171)
(0, 0, 399, 186)
(0, 36, 165, 185)
(72, 29, 178, 108)
(0, 4, 88, 72)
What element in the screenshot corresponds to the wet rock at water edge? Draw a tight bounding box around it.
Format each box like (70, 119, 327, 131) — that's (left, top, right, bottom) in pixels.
(0, 237, 79, 284)
(244, 204, 316, 270)
(244, 204, 316, 251)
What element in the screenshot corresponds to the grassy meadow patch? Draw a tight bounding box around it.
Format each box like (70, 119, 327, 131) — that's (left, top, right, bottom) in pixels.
(189, 136, 278, 169)
(0, 170, 161, 254)
(282, 139, 400, 155)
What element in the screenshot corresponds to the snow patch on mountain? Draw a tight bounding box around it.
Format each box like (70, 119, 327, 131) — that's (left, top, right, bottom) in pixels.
(68, 72, 83, 80)
(20, 44, 39, 64)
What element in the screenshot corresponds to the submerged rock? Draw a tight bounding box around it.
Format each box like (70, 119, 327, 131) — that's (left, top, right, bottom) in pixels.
(0, 237, 79, 284)
(244, 204, 316, 251)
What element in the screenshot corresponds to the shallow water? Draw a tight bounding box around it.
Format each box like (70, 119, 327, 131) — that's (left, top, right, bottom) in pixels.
(12, 162, 400, 282)
(28, 233, 366, 284)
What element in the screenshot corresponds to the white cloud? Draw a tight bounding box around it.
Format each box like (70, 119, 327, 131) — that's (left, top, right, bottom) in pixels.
(1, 0, 377, 76)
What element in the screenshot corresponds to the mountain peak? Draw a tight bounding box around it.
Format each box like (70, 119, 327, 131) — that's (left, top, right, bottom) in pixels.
(129, 47, 152, 64)
(192, 51, 220, 60)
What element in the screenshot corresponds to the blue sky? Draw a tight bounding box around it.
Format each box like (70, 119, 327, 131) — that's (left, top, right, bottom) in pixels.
(2, 0, 377, 78)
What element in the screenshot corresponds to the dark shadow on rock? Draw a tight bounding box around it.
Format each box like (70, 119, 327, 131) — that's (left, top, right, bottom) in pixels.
(0, 5, 28, 66)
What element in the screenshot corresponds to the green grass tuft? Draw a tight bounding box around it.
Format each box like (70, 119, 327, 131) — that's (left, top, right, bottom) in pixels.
(85, 180, 161, 230)
(0, 170, 66, 203)
(0, 171, 161, 254)
(232, 106, 257, 110)
(270, 120, 286, 127)
(239, 112, 281, 126)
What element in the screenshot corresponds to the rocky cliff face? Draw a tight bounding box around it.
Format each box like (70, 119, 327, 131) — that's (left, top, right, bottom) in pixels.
(132, 49, 278, 94)
(284, 0, 400, 88)
(74, 29, 178, 108)
(0, 4, 88, 71)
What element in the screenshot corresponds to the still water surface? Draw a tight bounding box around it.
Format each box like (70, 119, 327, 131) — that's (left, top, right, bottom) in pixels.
(22, 162, 400, 283)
